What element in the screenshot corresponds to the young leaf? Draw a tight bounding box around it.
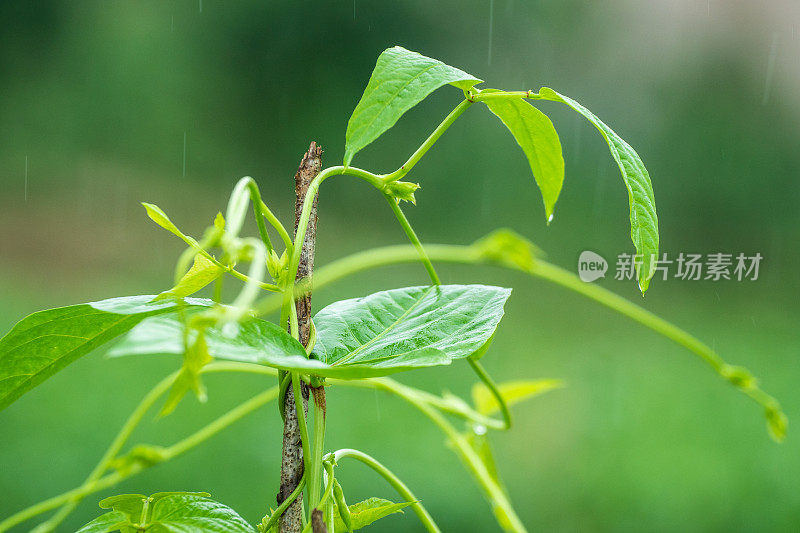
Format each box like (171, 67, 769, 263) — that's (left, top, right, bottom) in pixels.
(344, 46, 481, 166)
(98, 493, 149, 521)
(532, 87, 659, 293)
(156, 254, 224, 301)
(483, 96, 564, 220)
(142, 203, 190, 242)
(0, 296, 213, 411)
(159, 329, 213, 416)
(472, 379, 563, 416)
(473, 228, 543, 272)
(75, 511, 131, 533)
(465, 430, 506, 498)
(332, 497, 413, 531)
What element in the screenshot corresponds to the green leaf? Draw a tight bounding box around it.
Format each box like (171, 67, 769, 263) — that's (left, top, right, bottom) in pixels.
(483, 96, 564, 220)
(310, 284, 511, 378)
(159, 329, 213, 416)
(473, 229, 544, 272)
(107, 313, 307, 370)
(156, 254, 224, 300)
(98, 493, 149, 521)
(147, 493, 257, 532)
(109, 285, 510, 380)
(76, 511, 131, 533)
(0, 296, 213, 411)
(333, 497, 413, 531)
(532, 87, 659, 293)
(472, 379, 563, 416)
(83, 493, 254, 533)
(142, 203, 189, 241)
(344, 46, 481, 166)
(464, 430, 506, 497)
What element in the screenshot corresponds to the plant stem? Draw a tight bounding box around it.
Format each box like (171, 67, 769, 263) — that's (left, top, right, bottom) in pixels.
(21, 371, 180, 533)
(333, 449, 441, 533)
(2, 376, 279, 533)
(467, 358, 512, 430)
(383, 99, 473, 183)
(261, 477, 307, 533)
(383, 194, 440, 285)
(308, 389, 326, 509)
(368, 382, 527, 532)
(279, 142, 323, 533)
(244, 179, 275, 254)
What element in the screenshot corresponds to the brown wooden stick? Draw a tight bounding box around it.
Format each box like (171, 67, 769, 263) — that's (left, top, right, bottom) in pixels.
(278, 142, 323, 533)
(311, 509, 328, 533)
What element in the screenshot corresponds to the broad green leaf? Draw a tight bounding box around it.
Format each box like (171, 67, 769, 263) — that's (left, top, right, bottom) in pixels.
(109, 314, 444, 379)
(532, 87, 659, 293)
(147, 493, 257, 532)
(107, 314, 309, 372)
(484, 96, 564, 220)
(76, 511, 131, 533)
(473, 229, 543, 272)
(110, 285, 510, 379)
(156, 254, 224, 301)
(344, 46, 482, 166)
(83, 493, 254, 533)
(333, 497, 413, 531)
(472, 379, 563, 416)
(311, 285, 511, 378)
(0, 295, 213, 411)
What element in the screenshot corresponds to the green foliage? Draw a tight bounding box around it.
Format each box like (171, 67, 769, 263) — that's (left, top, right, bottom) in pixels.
(531, 87, 659, 293)
(310, 284, 511, 377)
(472, 379, 564, 416)
(0, 44, 784, 533)
(332, 497, 413, 531)
(473, 229, 544, 272)
(483, 94, 565, 221)
(344, 46, 481, 166)
(78, 493, 256, 532)
(110, 285, 510, 379)
(0, 296, 212, 411)
(156, 254, 224, 301)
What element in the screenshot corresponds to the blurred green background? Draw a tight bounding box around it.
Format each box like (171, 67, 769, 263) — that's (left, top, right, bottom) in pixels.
(1, 1, 798, 531)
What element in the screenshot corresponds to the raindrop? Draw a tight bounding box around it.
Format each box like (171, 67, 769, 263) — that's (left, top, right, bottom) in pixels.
(473, 424, 487, 436)
(547, 213, 554, 225)
(24, 156, 28, 202)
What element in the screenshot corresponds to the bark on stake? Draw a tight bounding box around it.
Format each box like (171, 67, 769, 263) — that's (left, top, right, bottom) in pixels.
(278, 142, 322, 533)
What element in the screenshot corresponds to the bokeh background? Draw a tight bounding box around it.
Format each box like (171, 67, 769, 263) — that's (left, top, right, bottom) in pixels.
(1, 1, 799, 531)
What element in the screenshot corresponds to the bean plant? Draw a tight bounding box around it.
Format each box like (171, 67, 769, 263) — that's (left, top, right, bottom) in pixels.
(0, 47, 786, 533)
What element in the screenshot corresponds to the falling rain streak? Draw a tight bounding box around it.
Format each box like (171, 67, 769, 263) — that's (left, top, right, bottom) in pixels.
(183, 132, 187, 177)
(488, 0, 494, 66)
(24, 156, 28, 202)
(762, 32, 779, 105)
